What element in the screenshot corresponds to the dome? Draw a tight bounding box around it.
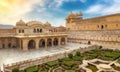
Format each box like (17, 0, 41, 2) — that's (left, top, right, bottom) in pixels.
(66, 12, 76, 19)
(16, 19, 26, 26)
(44, 21, 51, 26)
(27, 21, 43, 26)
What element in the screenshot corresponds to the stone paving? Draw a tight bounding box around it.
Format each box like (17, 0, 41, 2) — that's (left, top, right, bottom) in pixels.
(0, 43, 91, 69)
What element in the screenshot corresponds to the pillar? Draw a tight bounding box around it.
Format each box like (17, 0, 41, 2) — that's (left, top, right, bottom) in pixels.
(19, 39, 22, 49)
(65, 37, 67, 45)
(22, 39, 28, 51)
(58, 37, 61, 46)
(51, 38, 54, 47)
(35, 39, 39, 49)
(45, 38, 47, 48)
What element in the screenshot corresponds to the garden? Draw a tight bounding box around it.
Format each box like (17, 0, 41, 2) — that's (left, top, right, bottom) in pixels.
(12, 48, 120, 72)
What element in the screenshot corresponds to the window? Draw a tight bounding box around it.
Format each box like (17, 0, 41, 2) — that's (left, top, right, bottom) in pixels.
(116, 24, 118, 27)
(33, 29, 36, 33)
(37, 29, 39, 32)
(22, 30, 24, 33)
(40, 29, 42, 32)
(101, 25, 104, 29)
(97, 25, 99, 28)
(19, 30, 21, 33)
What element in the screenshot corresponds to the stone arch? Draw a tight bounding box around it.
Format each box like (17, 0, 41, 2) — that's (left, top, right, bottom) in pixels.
(47, 38, 52, 47)
(53, 38, 58, 46)
(39, 39, 45, 48)
(8, 43, 12, 48)
(28, 40, 36, 49)
(61, 37, 65, 45)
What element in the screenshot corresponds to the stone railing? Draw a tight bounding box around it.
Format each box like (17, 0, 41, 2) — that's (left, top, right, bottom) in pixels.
(0, 32, 68, 37)
(2, 45, 97, 72)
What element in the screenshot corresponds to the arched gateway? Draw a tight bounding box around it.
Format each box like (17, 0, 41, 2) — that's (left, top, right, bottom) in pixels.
(53, 38, 58, 46)
(47, 38, 52, 47)
(28, 40, 36, 49)
(39, 39, 45, 48)
(24, 37, 67, 50)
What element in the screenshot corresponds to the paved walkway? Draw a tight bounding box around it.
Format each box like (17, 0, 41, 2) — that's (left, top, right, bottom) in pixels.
(0, 43, 91, 69)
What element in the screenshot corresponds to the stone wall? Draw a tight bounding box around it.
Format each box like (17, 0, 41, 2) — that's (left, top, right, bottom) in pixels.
(66, 13, 120, 31)
(68, 30, 120, 49)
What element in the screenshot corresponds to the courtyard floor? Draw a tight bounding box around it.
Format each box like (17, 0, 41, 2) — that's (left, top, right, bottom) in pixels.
(0, 43, 91, 69)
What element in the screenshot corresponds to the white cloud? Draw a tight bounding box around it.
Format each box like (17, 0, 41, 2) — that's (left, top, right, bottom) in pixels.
(85, 0, 120, 16)
(85, 5, 103, 14)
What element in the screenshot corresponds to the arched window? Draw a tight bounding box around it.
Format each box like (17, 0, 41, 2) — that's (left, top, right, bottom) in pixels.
(22, 29, 24, 33)
(33, 29, 36, 33)
(40, 29, 42, 32)
(37, 29, 39, 32)
(101, 25, 104, 29)
(19, 30, 21, 33)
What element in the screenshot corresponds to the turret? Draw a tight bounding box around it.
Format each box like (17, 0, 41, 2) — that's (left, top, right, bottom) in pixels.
(66, 12, 76, 20)
(76, 12, 83, 19)
(16, 19, 26, 26)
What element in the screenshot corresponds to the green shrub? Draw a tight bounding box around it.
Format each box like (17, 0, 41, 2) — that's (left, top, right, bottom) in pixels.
(12, 68, 19, 72)
(75, 51, 81, 56)
(26, 66, 38, 72)
(73, 56, 83, 61)
(68, 53, 73, 59)
(45, 60, 58, 67)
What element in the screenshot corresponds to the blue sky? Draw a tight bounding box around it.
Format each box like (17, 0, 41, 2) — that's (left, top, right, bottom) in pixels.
(0, 0, 120, 26)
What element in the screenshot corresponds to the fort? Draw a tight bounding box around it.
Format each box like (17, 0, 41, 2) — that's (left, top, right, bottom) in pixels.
(66, 12, 120, 49)
(0, 12, 120, 72)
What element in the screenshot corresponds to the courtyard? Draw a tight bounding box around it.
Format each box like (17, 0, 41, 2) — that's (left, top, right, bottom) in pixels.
(0, 43, 91, 70)
(11, 48, 120, 72)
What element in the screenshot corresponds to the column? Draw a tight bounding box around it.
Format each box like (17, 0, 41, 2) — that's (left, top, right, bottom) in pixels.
(22, 39, 28, 51)
(51, 38, 54, 47)
(19, 39, 21, 49)
(45, 38, 47, 48)
(58, 37, 61, 46)
(35, 39, 39, 49)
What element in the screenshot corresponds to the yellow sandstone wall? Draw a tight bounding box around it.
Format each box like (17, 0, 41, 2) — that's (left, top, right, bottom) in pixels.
(66, 13, 120, 31)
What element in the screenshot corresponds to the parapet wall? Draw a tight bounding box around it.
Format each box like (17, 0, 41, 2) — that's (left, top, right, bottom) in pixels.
(2, 45, 97, 72)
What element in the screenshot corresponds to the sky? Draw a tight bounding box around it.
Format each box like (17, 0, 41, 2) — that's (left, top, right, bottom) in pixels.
(0, 0, 120, 26)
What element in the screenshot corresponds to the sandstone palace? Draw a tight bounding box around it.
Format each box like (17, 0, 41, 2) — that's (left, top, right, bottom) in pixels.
(0, 20, 67, 51)
(0, 12, 120, 50)
(66, 12, 120, 49)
